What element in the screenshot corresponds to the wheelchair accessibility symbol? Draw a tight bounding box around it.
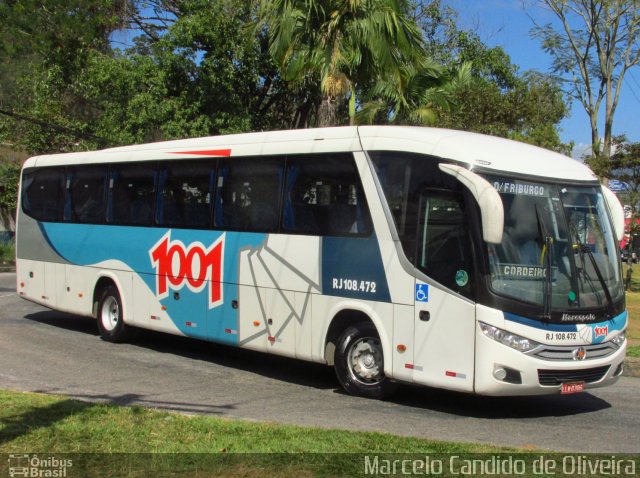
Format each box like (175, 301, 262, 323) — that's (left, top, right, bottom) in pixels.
(415, 284, 429, 302)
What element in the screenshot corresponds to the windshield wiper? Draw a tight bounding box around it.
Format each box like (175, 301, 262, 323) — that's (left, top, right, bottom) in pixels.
(568, 221, 615, 320)
(535, 205, 552, 321)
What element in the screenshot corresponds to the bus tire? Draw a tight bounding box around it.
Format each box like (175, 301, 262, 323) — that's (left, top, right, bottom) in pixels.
(334, 322, 397, 399)
(97, 285, 130, 343)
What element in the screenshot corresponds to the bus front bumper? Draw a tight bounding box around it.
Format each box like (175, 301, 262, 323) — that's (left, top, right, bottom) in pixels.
(474, 328, 626, 396)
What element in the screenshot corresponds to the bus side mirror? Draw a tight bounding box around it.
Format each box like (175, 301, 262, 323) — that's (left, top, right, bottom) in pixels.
(601, 185, 625, 242)
(439, 164, 504, 244)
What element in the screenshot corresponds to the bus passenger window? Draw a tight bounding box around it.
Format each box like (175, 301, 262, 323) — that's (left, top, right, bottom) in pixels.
(22, 168, 65, 222)
(109, 164, 156, 226)
(214, 156, 284, 232)
(283, 154, 372, 236)
(66, 166, 108, 223)
(157, 161, 214, 229)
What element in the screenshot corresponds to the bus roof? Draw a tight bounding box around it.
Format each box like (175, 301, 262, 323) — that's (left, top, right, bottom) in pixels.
(24, 126, 596, 182)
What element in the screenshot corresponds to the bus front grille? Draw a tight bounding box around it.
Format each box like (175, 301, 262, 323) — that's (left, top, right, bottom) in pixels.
(537, 365, 610, 386)
(530, 342, 618, 361)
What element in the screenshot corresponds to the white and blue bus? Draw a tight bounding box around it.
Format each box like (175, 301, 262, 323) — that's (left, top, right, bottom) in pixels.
(16, 126, 628, 398)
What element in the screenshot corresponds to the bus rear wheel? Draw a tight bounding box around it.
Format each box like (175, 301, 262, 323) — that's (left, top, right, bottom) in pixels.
(97, 285, 130, 343)
(334, 322, 398, 399)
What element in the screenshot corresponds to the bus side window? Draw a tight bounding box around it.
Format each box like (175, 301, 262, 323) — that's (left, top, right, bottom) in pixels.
(214, 156, 284, 232)
(22, 168, 65, 222)
(66, 166, 108, 224)
(157, 161, 214, 229)
(108, 164, 157, 226)
(283, 154, 372, 236)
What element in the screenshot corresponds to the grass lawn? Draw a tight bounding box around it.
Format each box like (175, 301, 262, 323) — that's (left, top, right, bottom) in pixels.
(0, 390, 506, 454)
(0, 389, 521, 477)
(622, 264, 640, 356)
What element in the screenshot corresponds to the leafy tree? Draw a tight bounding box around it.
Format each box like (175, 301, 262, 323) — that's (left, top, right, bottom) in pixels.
(609, 136, 640, 214)
(399, 1, 570, 152)
(0, 147, 23, 225)
(357, 61, 470, 126)
(0, 0, 129, 153)
(531, 0, 640, 169)
(263, 0, 426, 126)
(436, 70, 570, 154)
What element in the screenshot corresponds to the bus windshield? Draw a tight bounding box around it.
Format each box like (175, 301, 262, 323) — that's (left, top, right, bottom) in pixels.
(485, 176, 623, 315)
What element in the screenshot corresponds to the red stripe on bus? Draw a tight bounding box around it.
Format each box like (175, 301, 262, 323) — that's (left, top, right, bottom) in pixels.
(169, 149, 231, 157)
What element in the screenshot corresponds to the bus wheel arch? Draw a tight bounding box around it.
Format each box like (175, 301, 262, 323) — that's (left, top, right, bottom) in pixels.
(325, 309, 398, 399)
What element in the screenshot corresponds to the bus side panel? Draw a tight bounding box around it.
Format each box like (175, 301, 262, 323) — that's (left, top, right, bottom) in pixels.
(412, 281, 475, 392)
(236, 284, 267, 352)
(264, 288, 296, 358)
(62, 264, 95, 315)
(294, 290, 313, 361)
(392, 304, 414, 382)
(15, 211, 67, 306)
(237, 235, 320, 359)
(16, 259, 45, 305)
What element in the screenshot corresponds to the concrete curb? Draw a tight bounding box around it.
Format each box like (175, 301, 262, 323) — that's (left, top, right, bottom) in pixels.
(623, 356, 640, 378)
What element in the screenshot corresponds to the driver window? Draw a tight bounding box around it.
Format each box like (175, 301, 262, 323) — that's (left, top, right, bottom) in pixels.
(417, 190, 474, 297)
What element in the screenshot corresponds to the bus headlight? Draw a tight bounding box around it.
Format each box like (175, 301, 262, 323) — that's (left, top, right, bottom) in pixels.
(479, 322, 540, 353)
(611, 330, 626, 348)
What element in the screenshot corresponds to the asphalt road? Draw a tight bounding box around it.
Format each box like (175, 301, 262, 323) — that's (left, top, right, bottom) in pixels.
(1, 272, 638, 453)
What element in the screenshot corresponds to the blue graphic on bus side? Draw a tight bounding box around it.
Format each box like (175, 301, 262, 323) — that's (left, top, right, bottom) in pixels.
(37, 222, 394, 345)
(40, 223, 265, 344)
(415, 283, 429, 302)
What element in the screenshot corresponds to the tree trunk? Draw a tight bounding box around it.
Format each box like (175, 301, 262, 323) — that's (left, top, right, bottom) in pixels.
(318, 96, 337, 127)
(590, 109, 599, 159)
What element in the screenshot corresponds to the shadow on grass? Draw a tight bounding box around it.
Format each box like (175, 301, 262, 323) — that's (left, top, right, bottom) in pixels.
(0, 397, 95, 446)
(37, 391, 239, 416)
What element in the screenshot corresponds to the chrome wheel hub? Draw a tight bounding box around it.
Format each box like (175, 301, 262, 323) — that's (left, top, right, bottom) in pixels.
(101, 296, 119, 331)
(348, 338, 383, 384)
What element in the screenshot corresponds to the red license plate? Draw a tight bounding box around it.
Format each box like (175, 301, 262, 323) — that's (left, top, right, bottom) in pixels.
(561, 382, 585, 394)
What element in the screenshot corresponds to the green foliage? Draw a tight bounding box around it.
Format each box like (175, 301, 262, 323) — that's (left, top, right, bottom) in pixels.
(76, 52, 213, 145)
(263, 0, 428, 126)
(0, 148, 23, 224)
(605, 136, 640, 220)
(0, 0, 128, 153)
(0, 0, 570, 155)
(0, 389, 509, 455)
(435, 61, 570, 153)
(0, 242, 15, 262)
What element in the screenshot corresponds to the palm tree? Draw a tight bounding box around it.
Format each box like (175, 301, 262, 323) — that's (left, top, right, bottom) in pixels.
(262, 0, 426, 127)
(357, 61, 473, 125)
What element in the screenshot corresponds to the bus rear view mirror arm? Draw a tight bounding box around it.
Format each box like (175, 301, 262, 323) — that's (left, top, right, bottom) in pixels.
(439, 163, 504, 244)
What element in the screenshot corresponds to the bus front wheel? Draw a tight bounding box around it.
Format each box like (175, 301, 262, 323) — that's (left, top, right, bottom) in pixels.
(97, 285, 130, 343)
(334, 322, 397, 399)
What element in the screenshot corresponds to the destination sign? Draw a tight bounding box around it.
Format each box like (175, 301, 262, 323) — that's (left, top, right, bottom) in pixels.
(495, 263, 557, 280)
